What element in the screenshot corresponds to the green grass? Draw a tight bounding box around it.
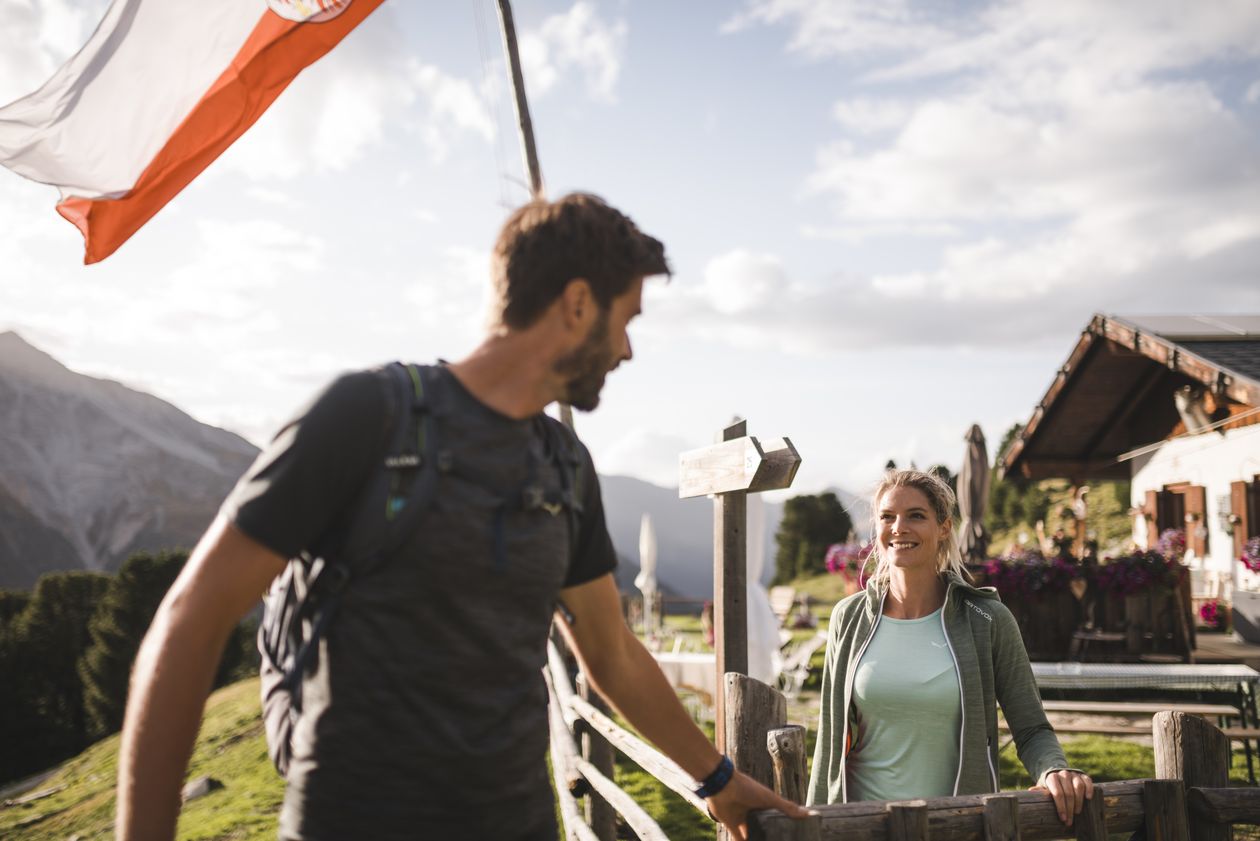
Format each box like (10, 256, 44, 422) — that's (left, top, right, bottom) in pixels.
(5, 676, 1257, 840)
(999, 733, 1257, 788)
(0, 679, 284, 840)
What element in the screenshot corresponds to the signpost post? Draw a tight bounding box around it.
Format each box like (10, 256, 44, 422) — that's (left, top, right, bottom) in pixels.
(679, 419, 801, 754)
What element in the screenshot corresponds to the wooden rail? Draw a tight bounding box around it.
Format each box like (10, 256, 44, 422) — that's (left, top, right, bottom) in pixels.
(750, 711, 1260, 841)
(550, 642, 1260, 840)
(546, 640, 712, 840)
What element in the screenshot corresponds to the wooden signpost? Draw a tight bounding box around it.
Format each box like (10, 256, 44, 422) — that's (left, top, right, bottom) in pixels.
(679, 419, 801, 753)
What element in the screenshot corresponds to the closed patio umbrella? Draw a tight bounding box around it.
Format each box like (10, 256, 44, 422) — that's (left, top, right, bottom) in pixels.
(635, 513, 658, 635)
(958, 424, 991, 562)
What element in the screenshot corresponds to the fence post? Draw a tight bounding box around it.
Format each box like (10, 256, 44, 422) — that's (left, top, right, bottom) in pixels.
(1142, 779, 1191, 841)
(726, 673, 786, 788)
(887, 800, 929, 841)
(766, 725, 807, 803)
(982, 794, 1019, 840)
(764, 725, 821, 841)
(577, 673, 617, 841)
(1074, 790, 1109, 840)
(725, 674, 786, 841)
(1153, 710, 1232, 841)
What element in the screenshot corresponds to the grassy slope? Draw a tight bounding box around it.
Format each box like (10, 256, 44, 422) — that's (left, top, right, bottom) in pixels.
(3, 675, 1256, 841)
(0, 679, 284, 841)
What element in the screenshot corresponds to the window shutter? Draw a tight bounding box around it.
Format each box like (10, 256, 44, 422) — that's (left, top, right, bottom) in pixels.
(1233, 480, 1250, 558)
(1184, 485, 1208, 557)
(1145, 489, 1161, 547)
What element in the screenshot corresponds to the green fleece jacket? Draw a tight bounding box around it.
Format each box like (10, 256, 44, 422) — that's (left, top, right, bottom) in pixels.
(807, 573, 1070, 805)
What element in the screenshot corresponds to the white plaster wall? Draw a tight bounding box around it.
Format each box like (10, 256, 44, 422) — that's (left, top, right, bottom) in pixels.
(1129, 424, 1260, 585)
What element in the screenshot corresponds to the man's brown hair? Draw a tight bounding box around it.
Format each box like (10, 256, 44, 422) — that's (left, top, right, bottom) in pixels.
(489, 192, 670, 329)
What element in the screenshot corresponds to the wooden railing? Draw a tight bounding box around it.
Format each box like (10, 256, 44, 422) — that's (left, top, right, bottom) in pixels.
(546, 639, 712, 840)
(548, 631, 1260, 840)
(751, 710, 1260, 841)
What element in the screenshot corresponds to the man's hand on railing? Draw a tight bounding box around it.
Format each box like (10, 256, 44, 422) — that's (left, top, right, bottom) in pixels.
(708, 770, 814, 841)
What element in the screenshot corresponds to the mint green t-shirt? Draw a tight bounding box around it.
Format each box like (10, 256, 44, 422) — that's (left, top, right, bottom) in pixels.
(846, 608, 962, 802)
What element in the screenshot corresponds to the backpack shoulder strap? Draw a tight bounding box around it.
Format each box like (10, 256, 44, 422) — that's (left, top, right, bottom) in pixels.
(538, 414, 585, 566)
(375, 362, 446, 558)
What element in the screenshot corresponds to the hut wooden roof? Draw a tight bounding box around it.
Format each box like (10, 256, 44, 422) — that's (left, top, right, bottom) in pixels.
(1000, 314, 1260, 481)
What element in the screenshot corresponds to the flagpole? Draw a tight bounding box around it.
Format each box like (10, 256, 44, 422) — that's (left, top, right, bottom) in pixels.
(495, 0, 575, 430)
(495, 0, 544, 199)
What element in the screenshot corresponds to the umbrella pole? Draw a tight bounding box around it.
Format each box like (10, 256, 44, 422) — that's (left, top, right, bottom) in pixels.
(495, 0, 575, 431)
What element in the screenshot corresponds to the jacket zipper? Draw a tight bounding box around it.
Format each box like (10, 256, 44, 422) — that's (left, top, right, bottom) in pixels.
(840, 590, 886, 803)
(939, 580, 967, 796)
(986, 737, 999, 792)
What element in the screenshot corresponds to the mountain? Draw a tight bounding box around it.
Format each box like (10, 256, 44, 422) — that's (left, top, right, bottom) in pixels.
(600, 475, 783, 602)
(0, 332, 859, 600)
(0, 332, 259, 590)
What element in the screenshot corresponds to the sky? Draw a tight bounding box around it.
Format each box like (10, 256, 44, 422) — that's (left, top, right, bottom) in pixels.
(2, 0, 1260, 501)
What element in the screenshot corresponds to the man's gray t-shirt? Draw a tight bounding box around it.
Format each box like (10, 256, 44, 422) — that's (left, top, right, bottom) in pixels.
(221, 365, 617, 840)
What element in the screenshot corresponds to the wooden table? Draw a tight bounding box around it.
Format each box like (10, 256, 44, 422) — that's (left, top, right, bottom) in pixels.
(1032, 662, 1260, 779)
(651, 651, 717, 706)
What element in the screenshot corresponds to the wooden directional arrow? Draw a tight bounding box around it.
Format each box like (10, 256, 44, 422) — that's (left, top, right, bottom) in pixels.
(677, 435, 801, 499)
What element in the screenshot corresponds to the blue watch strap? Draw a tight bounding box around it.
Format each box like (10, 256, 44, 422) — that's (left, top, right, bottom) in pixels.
(694, 754, 735, 799)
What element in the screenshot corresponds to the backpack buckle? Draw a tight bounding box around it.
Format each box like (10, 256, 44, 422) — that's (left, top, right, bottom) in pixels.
(523, 484, 565, 516)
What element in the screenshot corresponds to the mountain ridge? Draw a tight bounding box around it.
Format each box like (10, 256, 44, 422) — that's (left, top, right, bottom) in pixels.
(1, 332, 858, 598)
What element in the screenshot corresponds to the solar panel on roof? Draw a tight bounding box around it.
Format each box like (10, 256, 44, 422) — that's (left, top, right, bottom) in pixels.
(1112, 314, 1260, 339)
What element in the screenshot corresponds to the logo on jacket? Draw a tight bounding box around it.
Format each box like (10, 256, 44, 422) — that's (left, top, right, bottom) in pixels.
(965, 600, 992, 621)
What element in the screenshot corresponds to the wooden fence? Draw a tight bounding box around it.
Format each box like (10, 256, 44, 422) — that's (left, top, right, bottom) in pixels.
(547, 632, 1260, 841)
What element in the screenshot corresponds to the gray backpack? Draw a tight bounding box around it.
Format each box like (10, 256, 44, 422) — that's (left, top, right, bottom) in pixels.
(256, 362, 582, 776)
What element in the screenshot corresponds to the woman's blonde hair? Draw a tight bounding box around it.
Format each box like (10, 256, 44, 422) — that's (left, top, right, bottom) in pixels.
(864, 469, 970, 591)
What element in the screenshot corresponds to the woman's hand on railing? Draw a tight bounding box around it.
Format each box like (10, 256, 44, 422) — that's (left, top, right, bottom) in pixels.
(708, 770, 814, 841)
(1034, 769, 1094, 827)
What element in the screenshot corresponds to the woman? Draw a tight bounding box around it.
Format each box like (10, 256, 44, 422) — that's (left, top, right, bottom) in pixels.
(807, 469, 1093, 827)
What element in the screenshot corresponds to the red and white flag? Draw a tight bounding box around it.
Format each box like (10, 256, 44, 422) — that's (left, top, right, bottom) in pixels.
(0, 0, 384, 264)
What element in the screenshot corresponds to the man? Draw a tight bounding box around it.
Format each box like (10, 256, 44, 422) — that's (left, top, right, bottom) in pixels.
(116, 193, 809, 840)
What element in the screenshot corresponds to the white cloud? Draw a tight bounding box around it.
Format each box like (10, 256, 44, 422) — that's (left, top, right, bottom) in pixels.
(703, 250, 785, 314)
(404, 246, 491, 340)
(408, 62, 496, 162)
(1247, 80, 1260, 104)
(596, 428, 694, 488)
(832, 98, 912, 134)
(723, 0, 950, 58)
(723, 0, 1260, 348)
(520, 2, 627, 102)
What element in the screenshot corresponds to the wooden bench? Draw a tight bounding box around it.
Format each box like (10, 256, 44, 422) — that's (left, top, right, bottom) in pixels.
(1041, 700, 1239, 718)
(1000, 720, 1260, 740)
(1000, 700, 1251, 738)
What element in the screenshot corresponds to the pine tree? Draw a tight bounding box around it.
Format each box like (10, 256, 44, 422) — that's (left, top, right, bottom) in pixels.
(773, 492, 853, 584)
(1, 572, 109, 782)
(78, 550, 187, 741)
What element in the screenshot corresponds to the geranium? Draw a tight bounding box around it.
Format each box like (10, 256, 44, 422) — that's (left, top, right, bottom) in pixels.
(1241, 536, 1260, 574)
(983, 549, 1081, 600)
(825, 543, 870, 584)
(1157, 528, 1187, 562)
(1092, 550, 1186, 597)
(1199, 599, 1228, 631)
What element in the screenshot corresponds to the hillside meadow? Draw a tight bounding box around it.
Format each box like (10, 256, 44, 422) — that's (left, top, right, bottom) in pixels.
(5, 673, 1258, 840)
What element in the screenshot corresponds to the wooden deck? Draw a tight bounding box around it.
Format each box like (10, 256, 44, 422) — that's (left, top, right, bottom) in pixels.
(1192, 632, 1260, 670)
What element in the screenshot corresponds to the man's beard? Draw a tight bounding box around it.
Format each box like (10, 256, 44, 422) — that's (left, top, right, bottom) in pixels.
(554, 308, 613, 412)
